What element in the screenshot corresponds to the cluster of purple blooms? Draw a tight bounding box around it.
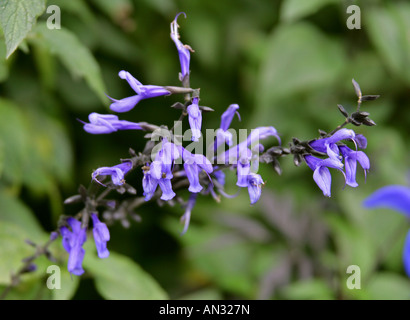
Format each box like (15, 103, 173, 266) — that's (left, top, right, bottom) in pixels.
(305, 128, 370, 197)
(59, 13, 373, 276)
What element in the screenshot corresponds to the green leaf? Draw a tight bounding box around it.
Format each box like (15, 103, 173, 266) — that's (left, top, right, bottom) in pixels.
(0, 221, 40, 285)
(0, 190, 46, 242)
(83, 249, 168, 300)
(280, 0, 338, 22)
(366, 272, 410, 300)
(280, 278, 334, 300)
(31, 23, 107, 104)
(366, 3, 410, 85)
(0, 98, 29, 185)
(0, 0, 46, 58)
(251, 23, 345, 132)
(257, 23, 345, 101)
(51, 266, 80, 300)
(0, 38, 8, 81)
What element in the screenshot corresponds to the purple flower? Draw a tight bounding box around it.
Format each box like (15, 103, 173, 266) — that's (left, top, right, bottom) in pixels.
(363, 185, 410, 277)
(236, 148, 252, 188)
(109, 71, 171, 113)
(215, 104, 241, 149)
(224, 126, 281, 164)
(60, 218, 87, 276)
(142, 139, 180, 201)
(339, 146, 370, 187)
(246, 126, 281, 147)
(91, 214, 110, 259)
(179, 147, 213, 193)
(79, 113, 144, 134)
(170, 12, 193, 80)
(213, 169, 225, 187)
(310, 128, 356, 160)
(247, 173, 264, 205)
(304, 155, 345, 197)
(180, 193, 197, 235)
(92, 160, 133, 187)
(187, 97, 202, 142)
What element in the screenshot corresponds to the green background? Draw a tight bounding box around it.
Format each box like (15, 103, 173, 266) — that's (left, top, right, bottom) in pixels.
(0, 0, 409, 300)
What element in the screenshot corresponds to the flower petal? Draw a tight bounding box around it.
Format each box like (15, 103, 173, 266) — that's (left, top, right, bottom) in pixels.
(313, 166, 332, 197)
(109, 95, 143, 113)
(403, 230, 410, 277)
(363, 185, 410, 217)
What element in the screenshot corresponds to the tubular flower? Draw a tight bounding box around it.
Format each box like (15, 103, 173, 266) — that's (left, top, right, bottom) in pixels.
(60, 218, 87, 276)
(304, 155, 345, 197)
(215, 104, 241, 151)
(79, 113, 144, 134)
(187, 97, 202, 142)
(363, 185, 410, 277)
(92, 160, 133, 187)
(309, 128, 356, 160)
(179, 147, 213, 193)
(247, 173, 264, 205)
(170, 12, 194, 80)
(180, 193, 197, 235)
(339, 145, 370, 187)
(91, 214, 110, 259)
(109, 70, 171, 113)
(142, 139, 180, 201)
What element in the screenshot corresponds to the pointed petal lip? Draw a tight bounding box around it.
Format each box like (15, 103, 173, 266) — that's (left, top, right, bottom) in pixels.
(363, 185, 410, 217)
(220, 104, 240, 131)
(109, 95, 143, 113)
(313, 166, 332, 197)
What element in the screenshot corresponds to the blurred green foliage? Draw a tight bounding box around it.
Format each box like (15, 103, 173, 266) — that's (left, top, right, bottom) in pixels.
(0, 0, 410, 300)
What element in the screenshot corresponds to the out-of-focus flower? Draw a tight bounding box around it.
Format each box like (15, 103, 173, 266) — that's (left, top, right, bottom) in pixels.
(91, 214, 110, 259)
(79, 113, 144, 134)
(109, 70, 170, 113)
(92, 161, 133, 187)
(247, 173, 264, 205)
(180, 193, 197, 235)
(363, 185, 410, 277)
(60, 218, 87, 276)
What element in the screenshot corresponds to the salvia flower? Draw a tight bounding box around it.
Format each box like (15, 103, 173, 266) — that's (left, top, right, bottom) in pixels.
(225, 126, 281, 163)
(170, 12, 194, 80)
(179, 146, 213, 193)
(180, 193, 197, 235)
(215, 104, 241, 149)
(142, 139, 180, 201)
(92, 160, 133, 186)
(247, 173, 264, 205)
(363, 185, 410, 277)
(187, 97, 202, 142)
(304, 155, 345, 197)
(339, 145, 370, 187)
(109, 70, 171, 113)
(310, 128, 356, 160)
(60, 218, 87, 276)
(236, 148, 252, 188)
(80, 113, 144, 134)
(91, 214, 110, 259)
